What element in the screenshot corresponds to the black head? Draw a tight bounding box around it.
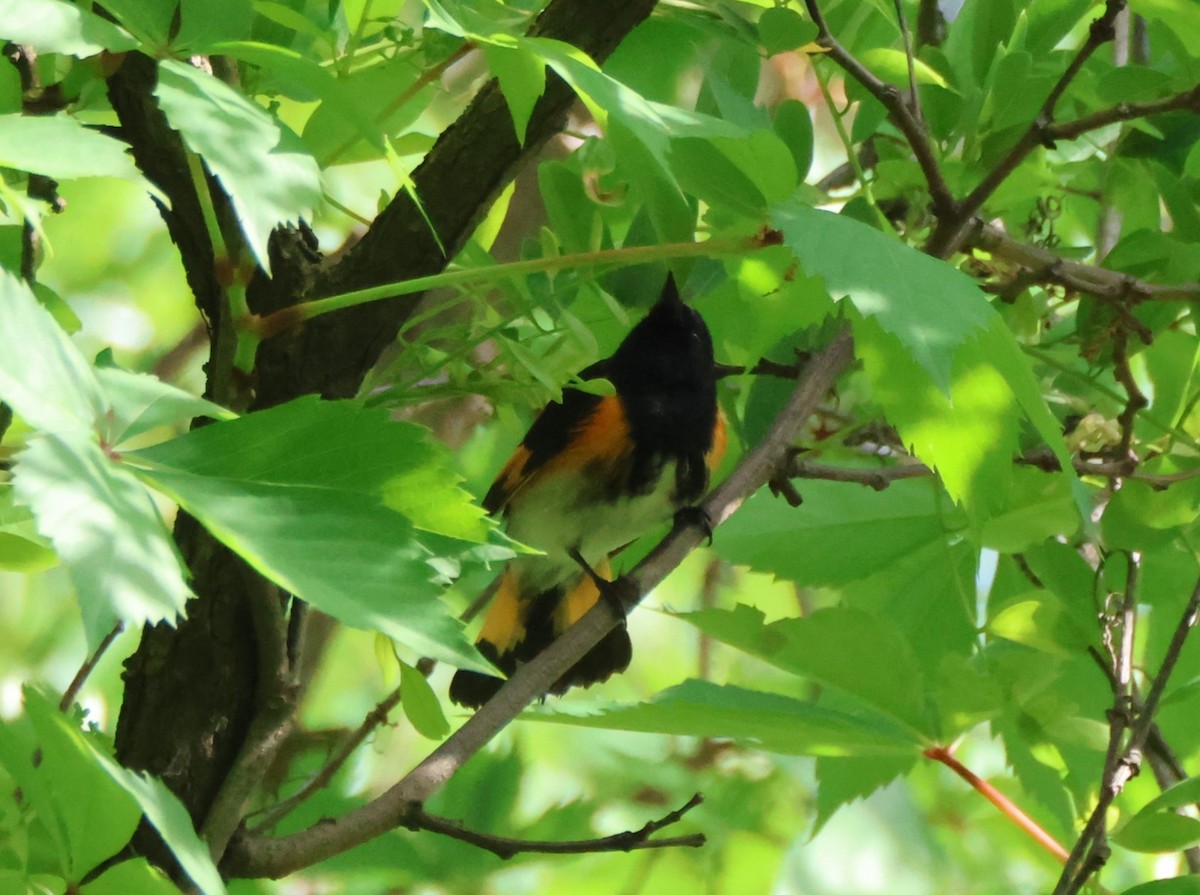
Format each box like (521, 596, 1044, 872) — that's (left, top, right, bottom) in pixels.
(608, 274, 716, 393)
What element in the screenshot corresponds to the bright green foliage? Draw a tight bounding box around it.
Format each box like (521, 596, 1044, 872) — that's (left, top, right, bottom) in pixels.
(154, 59, 321, 271)
(6, 0, 1200, 893)
(0, 0, 138, 54)
(0, 115, 153, 190)
(127, 398, 503, 668)
(0, 689, 224, 894)
(534, 679, 920, 757)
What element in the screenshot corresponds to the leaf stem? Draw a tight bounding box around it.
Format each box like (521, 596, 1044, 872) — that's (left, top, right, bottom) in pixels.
(248, 234, 774, 339)
(924, 744, 1070, 863)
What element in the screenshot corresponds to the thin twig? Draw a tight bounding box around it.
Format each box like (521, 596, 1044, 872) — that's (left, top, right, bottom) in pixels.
(1087, 643, 1200, 871)
(804, 0, 956, 219)
(790, 454, 1200, 492)
(788, 458, 930, 490)
(250, 685, 403, 833)
(892, 0, 924, 127)
(399, 793, 706, 859)
(1111, 326, 1150, 464)
(59, 623, 124, 713)
(1049, 84, 1200, 142)
(222, 328, 856, 879)
(1053, 570, 1200, 895)
(925, 745, 1070, 863)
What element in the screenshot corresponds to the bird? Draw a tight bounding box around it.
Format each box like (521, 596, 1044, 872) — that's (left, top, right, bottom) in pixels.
(449, 273, 726, 708)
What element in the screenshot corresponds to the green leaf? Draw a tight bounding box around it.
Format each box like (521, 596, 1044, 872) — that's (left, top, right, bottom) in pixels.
(524, 36, 744, 177)
(531, 679, 921, 757)
(1114, 812, 1200, 853)
(814, 755, 916, 833)
(757, 7, 819, 55)
(57, 734, 225, 893)
(773, 99, 813, 183)
(80, 858, 179, 895)
(671, 131, 798, 215)
(1130, 775, 1200, 819)
(154, 58, 322, 273)
(843, 539, 979, 674)
(0, 0, 138, 54)
(89, 0, 175, 48)
(1131, 0, 1200, 55)
(987, 590, 1093, 655)
(8, 691, 222, 894)
(20, 698, 141, 880)
(128, 396, 492, 542)
(94, 366, 235, 447)
(715, 478, 961, 587)
(13, 436, 193, 647)
(300, 53, 431, 165)
(981, 468, 1079, 551)
(399, 659, 451, 740)
(211, 41, 385, 154)
(1104, 477, 1200, 550)
(0, 115, 156, 203)
(772, 202, 992, 392)
(0, 484, 57, 572)
(1121, 878, 1200, 895)
(860, 48, 949, 88)
(175, 0, 255, 51)
(996, 715, 1074, 838)
(483, 42, 546, 144)
(126, 398, 492, 668)
(674, 604, 931, 735)
(0, 270, 107, 439)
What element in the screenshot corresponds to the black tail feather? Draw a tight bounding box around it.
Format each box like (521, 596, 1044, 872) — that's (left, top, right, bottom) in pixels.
(449, 587, 633, 709)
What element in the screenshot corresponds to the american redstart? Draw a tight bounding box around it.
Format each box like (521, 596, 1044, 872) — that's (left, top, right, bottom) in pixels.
(449, 274, 726, 708)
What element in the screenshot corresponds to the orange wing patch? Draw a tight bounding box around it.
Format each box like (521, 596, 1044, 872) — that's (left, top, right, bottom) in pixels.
(540, 396, 630, 478)
(553, 558, 613, 634)
(706, 407, 728, 474)
(486, 396, 632, 515)
(477, 567, 526, 655)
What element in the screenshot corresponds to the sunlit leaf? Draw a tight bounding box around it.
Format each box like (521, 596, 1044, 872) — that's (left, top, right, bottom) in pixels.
(126, 398, 496, 668)
(0, 0, 138, 54)
(674, 604, 932, 735)
(532, 679, 921, 756)
(154, 58, 322, 272)
(14, 436, 192, 647)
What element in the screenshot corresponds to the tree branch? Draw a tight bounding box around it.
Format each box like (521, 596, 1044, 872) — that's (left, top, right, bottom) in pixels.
(803, 0, 955, 219)
(971, 220, 1200, 303)
(399, 794, 705, 859)
(222, 327, 856, 879)
(1048, 83, 1200, 142)
(1053, 568, 1200, 895)
(787, 453, 1200, 492)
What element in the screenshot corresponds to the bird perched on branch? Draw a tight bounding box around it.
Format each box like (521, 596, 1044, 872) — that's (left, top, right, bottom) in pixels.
(449, 273, 726, 708)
